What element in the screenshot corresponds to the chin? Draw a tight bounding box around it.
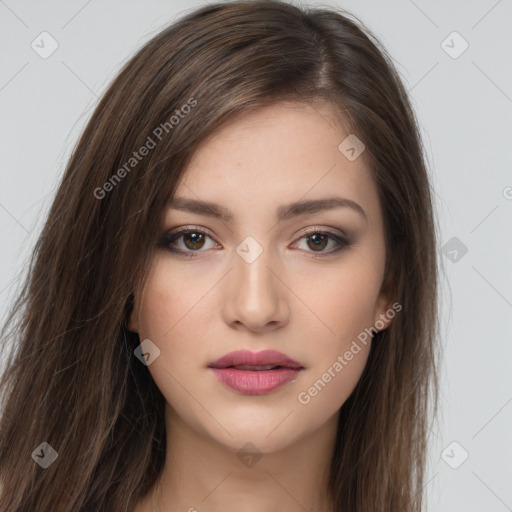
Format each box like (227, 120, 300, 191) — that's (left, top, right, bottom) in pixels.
(211, 427, 300, 455)
(198, 407, 318, 455)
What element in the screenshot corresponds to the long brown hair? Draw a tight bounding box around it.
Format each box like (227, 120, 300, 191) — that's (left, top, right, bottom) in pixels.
(0, 1, 440, 510)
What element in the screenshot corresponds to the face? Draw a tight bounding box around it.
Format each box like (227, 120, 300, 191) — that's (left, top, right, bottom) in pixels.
(130, 100, 394, 453)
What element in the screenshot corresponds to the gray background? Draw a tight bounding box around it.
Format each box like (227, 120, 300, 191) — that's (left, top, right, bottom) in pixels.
(1, 0, 511, 510)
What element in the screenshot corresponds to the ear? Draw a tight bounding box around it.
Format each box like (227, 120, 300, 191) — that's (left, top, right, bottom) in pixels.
(372, 269, 396, 332)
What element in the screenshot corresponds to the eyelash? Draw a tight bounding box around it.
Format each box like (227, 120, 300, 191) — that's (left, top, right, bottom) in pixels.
(160, 226, 351, 259)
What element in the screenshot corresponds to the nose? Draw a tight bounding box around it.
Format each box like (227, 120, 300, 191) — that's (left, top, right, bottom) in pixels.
(221, 243, 290, 333)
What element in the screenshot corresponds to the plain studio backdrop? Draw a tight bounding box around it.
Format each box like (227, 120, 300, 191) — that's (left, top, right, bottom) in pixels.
(0, 0, 511, 510)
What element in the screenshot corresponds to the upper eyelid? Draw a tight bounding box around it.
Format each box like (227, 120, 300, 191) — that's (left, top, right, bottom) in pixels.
(166, 224, 347, 237)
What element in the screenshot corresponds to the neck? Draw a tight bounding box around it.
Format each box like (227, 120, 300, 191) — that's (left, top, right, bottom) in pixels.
(147, 403, 338, 512)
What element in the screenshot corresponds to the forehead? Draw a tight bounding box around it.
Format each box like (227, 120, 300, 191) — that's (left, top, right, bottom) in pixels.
(172, 101, 380, 225)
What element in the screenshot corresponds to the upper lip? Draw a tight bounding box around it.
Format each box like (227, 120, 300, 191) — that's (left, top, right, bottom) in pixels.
(208, 349, 303, 369)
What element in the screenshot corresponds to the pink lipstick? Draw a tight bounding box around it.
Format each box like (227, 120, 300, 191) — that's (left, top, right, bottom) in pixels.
(208, 349, 304, 395)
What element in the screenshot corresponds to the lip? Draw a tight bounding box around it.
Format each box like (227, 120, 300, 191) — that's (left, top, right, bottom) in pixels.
(208, 349, 304, 395)
(209, 349, 303, 369)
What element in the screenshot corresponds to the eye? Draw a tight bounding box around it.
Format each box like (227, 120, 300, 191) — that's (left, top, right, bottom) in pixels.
(291, 227, 350, 257)
(162, 226, 218, 257)
(161, 226, 350, 258)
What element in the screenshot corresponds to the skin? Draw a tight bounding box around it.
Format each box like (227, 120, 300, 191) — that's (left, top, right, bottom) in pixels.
(131, 100, 394, 512)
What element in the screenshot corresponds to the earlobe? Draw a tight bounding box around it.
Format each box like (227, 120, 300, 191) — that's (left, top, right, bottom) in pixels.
(373, 307, 393, 332)
(373, 303, 395, 332)
(128, 308, 139, 332)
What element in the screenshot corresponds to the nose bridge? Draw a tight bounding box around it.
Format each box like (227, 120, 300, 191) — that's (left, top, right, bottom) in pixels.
(235, 234, 276, 302)
(223, 234, 288, 330)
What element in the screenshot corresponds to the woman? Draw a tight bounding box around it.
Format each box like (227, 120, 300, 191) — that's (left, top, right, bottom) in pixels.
(0, 1, 440, 510)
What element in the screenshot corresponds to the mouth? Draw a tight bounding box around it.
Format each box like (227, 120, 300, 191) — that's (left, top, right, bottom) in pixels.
(208, 350, 304, 395)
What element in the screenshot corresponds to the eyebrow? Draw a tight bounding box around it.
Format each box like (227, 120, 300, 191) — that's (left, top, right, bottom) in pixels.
(167, 196, 367, 223)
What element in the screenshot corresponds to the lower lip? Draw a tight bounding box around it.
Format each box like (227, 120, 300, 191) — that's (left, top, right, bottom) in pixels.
(210, 368, 302, 395)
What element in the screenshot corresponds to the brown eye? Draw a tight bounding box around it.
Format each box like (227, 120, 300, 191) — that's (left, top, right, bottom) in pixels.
(163, 227, 217, 257)
(182, 232, 206, 250)
(162, 227, 350, 258)
(306, 233, 329, 251)
(293, 229, 350, 256)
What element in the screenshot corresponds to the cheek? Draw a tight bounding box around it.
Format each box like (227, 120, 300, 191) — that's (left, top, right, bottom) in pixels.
(292, 258, 383, 345)
(290, 258, 380, 406)
(136, 261, 214, 378)
(292, 309, 372, 439)
(137, 260, 203, 341)
(296, 343, 371, 420)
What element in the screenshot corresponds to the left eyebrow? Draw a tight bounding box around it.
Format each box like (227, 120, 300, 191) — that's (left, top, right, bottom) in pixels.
(167, 196, 368, 223)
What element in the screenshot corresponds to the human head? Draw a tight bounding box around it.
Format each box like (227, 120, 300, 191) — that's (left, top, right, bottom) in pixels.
(0, 2, 439, 511)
